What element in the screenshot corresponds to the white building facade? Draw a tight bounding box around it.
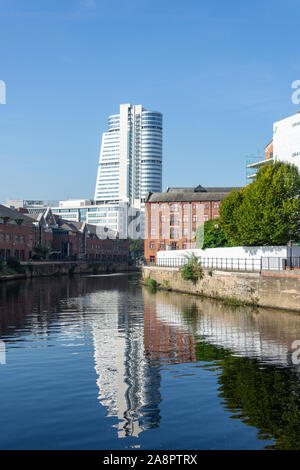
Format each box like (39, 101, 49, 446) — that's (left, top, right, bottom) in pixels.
(273, 110, 300, 168)
(94, 103, 163, 208)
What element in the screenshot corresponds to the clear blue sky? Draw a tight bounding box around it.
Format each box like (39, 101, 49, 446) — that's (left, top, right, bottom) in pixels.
(0, 0, 300, 202)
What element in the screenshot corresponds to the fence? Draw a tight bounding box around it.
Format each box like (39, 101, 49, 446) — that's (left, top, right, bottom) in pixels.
(146, 256, 300, 272)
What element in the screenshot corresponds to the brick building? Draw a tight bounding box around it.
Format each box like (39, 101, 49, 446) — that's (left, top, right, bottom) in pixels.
(0, 205, 128, 263)
(0, 204, 38, 261)
(144, 185, 239, 262)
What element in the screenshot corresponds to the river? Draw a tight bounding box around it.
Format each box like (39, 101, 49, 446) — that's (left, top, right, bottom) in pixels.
(0, 273, 300, 449)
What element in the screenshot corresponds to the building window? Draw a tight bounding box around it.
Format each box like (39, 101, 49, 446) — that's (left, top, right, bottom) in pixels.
(213, 202, 219, 209)
(159, 242, 165, 249)
(170, 204, 178, 212)
(170, 214, 178, 226)
(151, 229, 156, 236)
(149, 241, 155, 249)
(170, 228, 179, 239)
(193, 204, 199, 209)
(192, 215, 198, 223)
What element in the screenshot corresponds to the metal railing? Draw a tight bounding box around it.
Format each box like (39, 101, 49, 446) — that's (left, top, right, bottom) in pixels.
(145, 256, 300, 272)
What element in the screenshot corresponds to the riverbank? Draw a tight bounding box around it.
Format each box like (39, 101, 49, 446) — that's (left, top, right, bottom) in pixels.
(142, 265, 300, 312)
(0, 261, 139, 282)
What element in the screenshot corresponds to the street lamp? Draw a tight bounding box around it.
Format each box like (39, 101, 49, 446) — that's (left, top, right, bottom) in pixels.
(288, 229, 294, 269)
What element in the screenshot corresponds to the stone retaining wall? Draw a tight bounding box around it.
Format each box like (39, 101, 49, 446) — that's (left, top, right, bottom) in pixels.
(142, 266, 300, 312)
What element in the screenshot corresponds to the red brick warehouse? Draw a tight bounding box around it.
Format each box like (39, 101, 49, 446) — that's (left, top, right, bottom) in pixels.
(144, 185, 240, 262)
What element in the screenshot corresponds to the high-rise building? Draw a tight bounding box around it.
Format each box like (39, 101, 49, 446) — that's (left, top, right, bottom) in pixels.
(94, 103, 163, 208)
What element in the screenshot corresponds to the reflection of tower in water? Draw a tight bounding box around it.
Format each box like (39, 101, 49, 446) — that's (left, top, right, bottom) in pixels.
(91, 288, 161, 438)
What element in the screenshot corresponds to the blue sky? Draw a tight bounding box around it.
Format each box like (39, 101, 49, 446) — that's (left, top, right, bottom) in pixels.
(0, 0, 300, 202)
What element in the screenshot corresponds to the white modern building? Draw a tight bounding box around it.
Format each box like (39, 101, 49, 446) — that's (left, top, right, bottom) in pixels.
(94, 103, 163, 208)
(246, 110, 300, 179)
(50, 199, 143, 239)
(273, 110, 300, 167)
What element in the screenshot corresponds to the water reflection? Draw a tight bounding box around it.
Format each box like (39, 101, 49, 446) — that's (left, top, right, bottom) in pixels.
(0, 275, 300, 449)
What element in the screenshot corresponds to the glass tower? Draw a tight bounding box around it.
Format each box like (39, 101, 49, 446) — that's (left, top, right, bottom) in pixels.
(94, 104, 163, 208)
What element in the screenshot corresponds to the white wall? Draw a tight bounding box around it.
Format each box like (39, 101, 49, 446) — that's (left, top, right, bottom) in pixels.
(156, 246, 300, 270)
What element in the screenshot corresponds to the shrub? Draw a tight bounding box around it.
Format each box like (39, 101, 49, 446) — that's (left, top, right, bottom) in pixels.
(6, 256, 25, 273)
(180, 254, 204, 283)
(145, 278, 158, 289)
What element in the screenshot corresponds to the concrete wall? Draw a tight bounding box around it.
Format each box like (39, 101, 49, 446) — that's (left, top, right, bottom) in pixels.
(142, 266, 300, 312)
(0, 261, 133, 282)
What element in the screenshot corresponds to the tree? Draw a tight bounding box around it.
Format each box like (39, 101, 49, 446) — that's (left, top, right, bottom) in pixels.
(195, 219, 230, 249)
(219, 162, 300, 246)
(128, 239, 144, 260)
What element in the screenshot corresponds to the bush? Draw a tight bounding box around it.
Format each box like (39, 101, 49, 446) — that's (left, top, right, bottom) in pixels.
(181, 254, 204, 283)
(6, 256, 25, 273)
(144, 278, 158, 289)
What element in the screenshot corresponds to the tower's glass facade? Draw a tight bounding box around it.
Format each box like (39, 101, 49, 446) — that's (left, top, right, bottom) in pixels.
(94, 104, 163, 207)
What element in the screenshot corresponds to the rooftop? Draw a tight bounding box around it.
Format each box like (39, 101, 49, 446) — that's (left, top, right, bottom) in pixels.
(146, 186, 241, 203)
(0, 204, 33, 222)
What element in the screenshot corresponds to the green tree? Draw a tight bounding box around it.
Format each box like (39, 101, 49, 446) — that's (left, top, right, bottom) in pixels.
(128, 239, 144, 260)
(195, 219, 230, 249)
(219, 162, 300, 246)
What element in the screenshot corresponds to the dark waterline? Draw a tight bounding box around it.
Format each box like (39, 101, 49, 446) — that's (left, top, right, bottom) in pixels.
(0, 274, 300, 450)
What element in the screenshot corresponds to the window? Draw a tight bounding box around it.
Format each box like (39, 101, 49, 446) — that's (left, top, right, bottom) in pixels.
(192, 215, 198, 223)
(213, 202, 219, 209)
(149, 241, 155, 249)
(151, 229, 156, 236)
(170, 214, 178, 226)
(170, 228, 179, 239)
(159, 242, 165, 249)
(170, 204, 178, 212)
(193, 204, 199, 209)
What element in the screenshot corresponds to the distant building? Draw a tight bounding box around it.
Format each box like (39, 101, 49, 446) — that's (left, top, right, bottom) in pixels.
(144, 185, 239, 262)
(5, 199, 58, 213)
(6, 198, 144, 240)
(94, 103, 163, 208)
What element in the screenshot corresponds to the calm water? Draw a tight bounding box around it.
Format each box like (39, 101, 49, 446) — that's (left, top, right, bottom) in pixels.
(0, 273, 300, 450)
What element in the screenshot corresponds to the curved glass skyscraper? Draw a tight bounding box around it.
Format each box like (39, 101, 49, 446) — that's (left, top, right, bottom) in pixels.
(94, 104, 163, 208)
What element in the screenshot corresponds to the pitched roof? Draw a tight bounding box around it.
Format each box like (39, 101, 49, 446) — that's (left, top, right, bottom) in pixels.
(145, 186, 241, 203)
(0, 204, 33, 222)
